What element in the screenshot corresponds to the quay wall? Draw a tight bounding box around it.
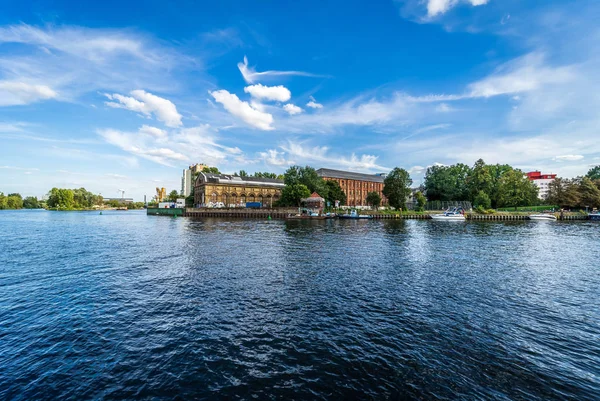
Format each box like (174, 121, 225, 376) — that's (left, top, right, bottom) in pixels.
(149, 208, 590, 221)
(147, 207, 184, 216)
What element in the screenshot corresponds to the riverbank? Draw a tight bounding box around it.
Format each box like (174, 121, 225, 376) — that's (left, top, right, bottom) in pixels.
(146, 208, 592, 221)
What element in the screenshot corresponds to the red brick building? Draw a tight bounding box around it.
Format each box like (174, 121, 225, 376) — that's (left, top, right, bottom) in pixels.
(316, 168, 387, 207)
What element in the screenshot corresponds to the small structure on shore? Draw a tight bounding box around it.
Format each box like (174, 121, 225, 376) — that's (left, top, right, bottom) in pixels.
(302, 192, 325, 212)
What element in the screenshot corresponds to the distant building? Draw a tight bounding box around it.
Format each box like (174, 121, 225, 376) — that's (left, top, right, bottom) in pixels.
(181, 163, 209, 197)
(526, 171, 557, 199)
(316, 168, 387, 207)
(193, 173, 284, 208)
(102, 197, 134, 204)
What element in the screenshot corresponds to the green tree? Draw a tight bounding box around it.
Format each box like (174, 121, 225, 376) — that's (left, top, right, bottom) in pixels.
(168, 190, 179, 202)
(202, 166, 221, 174)
(547, 178, 579, 208)
(280, 183, 311, 207)
(283, 166, 329, 200)
(415, 191, 427, 212)
(382, 167, 413, 210)
(253, 172, 277, 179)
(324, 180, 346, 207)
(6, 193, 23, 209)
(47, 188, 75, 209)
(473, 190, 491, 209)
(586, 166, 600, 181)
(23, 196, 41, 209)
(467, 159, 493, 202)
(497, 169, 539, 209)
(238, 170, 248, 177)
(0, 192, 6, 209)
(366, 191, 381, 210)
(424, 163, 471, 201)
(578, 177, 600, 208)
(487, 164, 513, 208)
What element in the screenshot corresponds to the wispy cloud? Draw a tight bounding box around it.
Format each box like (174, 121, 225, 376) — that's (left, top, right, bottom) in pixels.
(279, 141, 389, 171)
(0, 80, 57, 106)
(237, 56, 327, 84)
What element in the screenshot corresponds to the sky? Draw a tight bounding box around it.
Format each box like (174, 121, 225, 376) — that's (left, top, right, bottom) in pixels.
(1, 0, 599, 200)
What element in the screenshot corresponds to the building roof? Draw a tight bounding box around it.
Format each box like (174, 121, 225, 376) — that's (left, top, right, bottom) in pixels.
(197, 172, 285, 187)
(316, 168, 385, 183)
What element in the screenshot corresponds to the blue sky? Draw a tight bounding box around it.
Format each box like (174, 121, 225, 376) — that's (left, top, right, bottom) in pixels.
(1, 0, 599, 200)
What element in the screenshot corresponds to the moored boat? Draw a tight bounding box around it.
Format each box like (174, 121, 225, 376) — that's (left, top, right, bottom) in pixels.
(528, 213, 557, 221)
(430, 207, 466, 221)
(588, 212, 600, 221)
(338, 209, 373, 219)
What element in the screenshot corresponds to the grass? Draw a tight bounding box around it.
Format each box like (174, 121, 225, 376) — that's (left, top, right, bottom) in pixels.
(496, 205, 558, 212)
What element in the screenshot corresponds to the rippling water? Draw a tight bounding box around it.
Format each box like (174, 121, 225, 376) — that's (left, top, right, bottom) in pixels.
(1, 210, 599, 400)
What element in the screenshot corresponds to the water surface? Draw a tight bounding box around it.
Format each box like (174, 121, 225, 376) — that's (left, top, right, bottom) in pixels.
(1, 210, 599, 400)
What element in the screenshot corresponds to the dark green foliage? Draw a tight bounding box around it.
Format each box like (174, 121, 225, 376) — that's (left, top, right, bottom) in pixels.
(473, 190, 491, 209)
(586, 166, 600, 181)
(280, 183, 311, 206)
(168, 190, 179, 202)
(202, 166, 221, 174)
(366, 191, 381, 210)
(424, 163, 471, 202)
(23, 196, 40, 209)
(415, 191, 427, 212)
(325, 180, 346, 206)
(382, 167, 413, 210)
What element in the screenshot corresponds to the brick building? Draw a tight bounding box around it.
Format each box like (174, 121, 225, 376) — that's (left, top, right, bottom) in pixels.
(316, 168, 387, 207)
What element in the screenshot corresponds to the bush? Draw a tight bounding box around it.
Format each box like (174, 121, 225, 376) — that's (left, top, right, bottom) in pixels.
(474, 191, 491, 209)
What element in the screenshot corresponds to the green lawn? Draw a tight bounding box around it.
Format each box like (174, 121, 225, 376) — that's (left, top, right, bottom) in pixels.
(496, 205, 558, 212)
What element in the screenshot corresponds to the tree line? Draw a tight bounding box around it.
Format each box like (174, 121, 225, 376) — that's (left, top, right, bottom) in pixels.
(546, 172, 600, 209)
(423, 159, 539, 210)
(1, 188, 146, 210)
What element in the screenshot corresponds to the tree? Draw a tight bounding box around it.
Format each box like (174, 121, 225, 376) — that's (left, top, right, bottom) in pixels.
(23, 196, 40, 209)
(578, 177, 600, 208)
(496, 169, 538, 209)
(202, 166, 221, 174)
(6, 193, 23, 209)
(415, 191, 427, 212)
(586, 166, 600, 181)
(47, 188, 75, 209)
(467, 159, 493, 202)
(0, 192, 7, 209)
(325, 180, 346, 207)
(254, 172, 278, 179)
(424, 163, 471, 201)
(283, 166, 329, 200)
(473, 190, 491, 209)
(238, 170, 248, 177)
(168, 190, 179, 202)
(382, 168, 413, 210)
(279, 183, 311, 207)
(366, 191, 381, 210)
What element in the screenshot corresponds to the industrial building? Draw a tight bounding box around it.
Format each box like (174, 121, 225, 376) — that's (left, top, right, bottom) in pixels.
(193, 172, 284, 208)
(316, 168, 387, 207)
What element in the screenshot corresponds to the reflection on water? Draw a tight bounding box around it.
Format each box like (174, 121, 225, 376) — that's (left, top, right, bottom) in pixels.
(1, 210, 599, 400)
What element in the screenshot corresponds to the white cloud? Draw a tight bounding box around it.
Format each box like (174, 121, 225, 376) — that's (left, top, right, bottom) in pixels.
(467, 53, 573, 98)
(105, 90, 183, 127)
(554, 155, 584, 162)
(426, 0, 489, 17)
(209, 89, 274, 130)
(283, 103, 303, 115)
(281, 141, 389, 171)
(0, 81, 57, 106)
(237, 56, 326, 84)
(306, 96, 323, 109)
(244, 84, 291, 102)
(435, 103, 453, 112)
(138, 125, 167, 138)
(258, 149, 295, 166)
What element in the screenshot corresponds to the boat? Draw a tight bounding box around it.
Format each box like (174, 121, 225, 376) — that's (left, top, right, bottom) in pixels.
(589, 211, 600, 221)
(338, 209, 373, 219)
(286, 208, 333, 220)
(528, 213, 557, 221)
(430, 207, 466, 221)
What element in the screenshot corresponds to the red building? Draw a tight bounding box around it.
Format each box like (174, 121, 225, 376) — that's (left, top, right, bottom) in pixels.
(316, 168, 387, 207)
(526, 171, 557, 181)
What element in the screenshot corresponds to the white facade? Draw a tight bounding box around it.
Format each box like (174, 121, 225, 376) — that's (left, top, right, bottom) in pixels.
(533, 178, 554, 199)
(181, 169, 192, 197)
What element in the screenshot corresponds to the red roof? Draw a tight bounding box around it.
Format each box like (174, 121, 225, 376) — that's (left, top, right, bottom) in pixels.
(309, 192, 322, 198)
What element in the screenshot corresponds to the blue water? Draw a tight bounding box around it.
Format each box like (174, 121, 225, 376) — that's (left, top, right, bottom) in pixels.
(1, 210, 599, 400)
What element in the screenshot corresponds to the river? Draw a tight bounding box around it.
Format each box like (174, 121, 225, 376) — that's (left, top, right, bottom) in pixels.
(1, 210, 599, 400)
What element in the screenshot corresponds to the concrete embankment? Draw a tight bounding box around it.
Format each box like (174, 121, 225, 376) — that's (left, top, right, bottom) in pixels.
(147, 208, 590, 221)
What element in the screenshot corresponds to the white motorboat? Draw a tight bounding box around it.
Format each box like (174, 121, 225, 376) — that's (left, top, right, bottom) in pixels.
(528, 213, 557, 221)
(430, 207, 466, 221)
